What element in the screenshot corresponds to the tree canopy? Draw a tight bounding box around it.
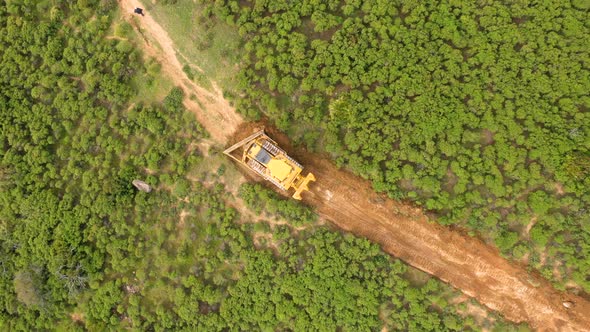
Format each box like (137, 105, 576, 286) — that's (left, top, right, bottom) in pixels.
(0, 1, 528, 330)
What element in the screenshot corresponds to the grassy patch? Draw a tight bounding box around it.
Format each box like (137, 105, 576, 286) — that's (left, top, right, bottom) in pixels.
(109, 10, 174, 104)
(182, 64, 213, 91)
(131, 66, 175, 105)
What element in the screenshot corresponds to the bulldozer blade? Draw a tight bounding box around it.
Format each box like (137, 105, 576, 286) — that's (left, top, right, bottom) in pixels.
(292, 173, 316, 200)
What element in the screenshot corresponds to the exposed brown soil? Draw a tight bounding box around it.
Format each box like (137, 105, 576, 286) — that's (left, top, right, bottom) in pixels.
(555, 182, 566, 195)
(481, 128, 495, 145)
(178, 209, 189, 228)
(70, 312, 85, 323)
(118, 3, 590, 331)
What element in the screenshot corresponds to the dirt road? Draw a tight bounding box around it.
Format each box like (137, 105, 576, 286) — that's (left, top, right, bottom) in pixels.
(119, 2, 590, 331)
(119, 0, 242, 143)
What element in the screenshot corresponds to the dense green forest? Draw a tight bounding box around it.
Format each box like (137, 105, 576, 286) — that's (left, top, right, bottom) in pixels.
(206, 0, 590, 293)
(0, 1, 528, 330)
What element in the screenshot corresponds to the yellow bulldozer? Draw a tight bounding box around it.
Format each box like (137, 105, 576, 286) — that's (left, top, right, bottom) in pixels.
(223, 130, 315, 200)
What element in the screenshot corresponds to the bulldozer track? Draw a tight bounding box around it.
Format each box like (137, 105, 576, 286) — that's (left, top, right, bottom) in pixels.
(118, 2, 590, 331)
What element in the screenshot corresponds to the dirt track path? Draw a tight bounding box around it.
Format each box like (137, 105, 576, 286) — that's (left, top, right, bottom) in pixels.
(119, 0, 242, 143)
(119, 2, 590, 331)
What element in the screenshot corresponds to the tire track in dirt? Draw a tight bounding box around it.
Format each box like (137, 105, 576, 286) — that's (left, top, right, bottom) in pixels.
(118, 4, 590, 331)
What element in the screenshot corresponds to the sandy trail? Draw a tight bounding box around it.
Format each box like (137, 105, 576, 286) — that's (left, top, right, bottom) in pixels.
(118, 3, 590, 331)
(119, 0, 242, 143)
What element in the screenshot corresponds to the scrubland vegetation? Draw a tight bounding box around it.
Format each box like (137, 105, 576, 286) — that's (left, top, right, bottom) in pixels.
(206, 0, 590, 293)
(0, 1, 528, 330)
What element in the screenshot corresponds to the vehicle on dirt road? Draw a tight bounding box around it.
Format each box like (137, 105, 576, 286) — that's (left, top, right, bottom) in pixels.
(224, 130, 315, 200)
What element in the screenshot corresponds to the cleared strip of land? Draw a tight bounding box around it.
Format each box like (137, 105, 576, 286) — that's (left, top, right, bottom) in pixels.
(301, 155, 590, 331)
(120, 1, 590, 330)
